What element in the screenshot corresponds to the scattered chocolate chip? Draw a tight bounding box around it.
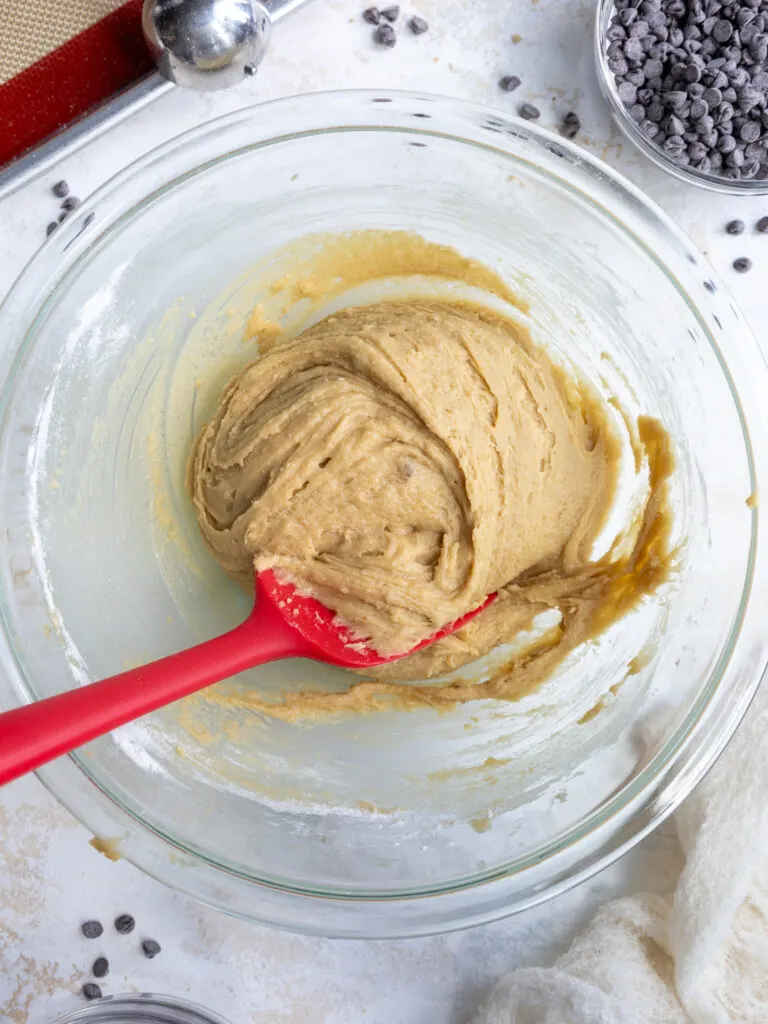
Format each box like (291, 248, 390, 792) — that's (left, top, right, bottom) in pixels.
(82, 983, 102, 1001)
(756, 215, 768, 231)
(519, 102, 540, 120)
(58, 211, 68, 223)
(380, 4, 399, 21)
(141, 939, 161, 959)
(46, 222, 57, 237)
(561, 111, 581, 138)
(733, 256, 753, 271)
(92, 957, 109, 979)
(114, 914, 135, 934)
(726, 218, 745, 234)
(61, 196, 80, 212)
(52, 180, 69, 199)
(375, 22, 396, 45)
(409, 14, 428, 34)
(362, 6, 380, 24)
(499, 74, 521, 92)
(81, 921, 103, 939)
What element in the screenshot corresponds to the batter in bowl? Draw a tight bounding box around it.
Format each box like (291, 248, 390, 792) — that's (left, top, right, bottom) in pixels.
(189, 294, 673, 711)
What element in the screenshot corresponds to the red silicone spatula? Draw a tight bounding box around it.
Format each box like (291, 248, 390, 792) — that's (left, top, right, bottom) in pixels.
(0, 570, 495, 786)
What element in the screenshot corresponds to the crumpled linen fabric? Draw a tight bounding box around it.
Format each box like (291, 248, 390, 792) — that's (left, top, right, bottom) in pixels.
(472, 691, 768, 1024)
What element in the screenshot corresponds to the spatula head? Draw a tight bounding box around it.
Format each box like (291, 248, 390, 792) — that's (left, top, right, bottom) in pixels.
(258, 569, 496, 668)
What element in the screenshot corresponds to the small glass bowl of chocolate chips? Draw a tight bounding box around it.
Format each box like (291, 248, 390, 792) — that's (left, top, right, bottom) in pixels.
(596, 0, 768, 192)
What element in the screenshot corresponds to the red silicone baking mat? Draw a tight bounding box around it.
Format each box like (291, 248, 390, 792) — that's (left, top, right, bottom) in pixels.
(0, 0, 153, 168)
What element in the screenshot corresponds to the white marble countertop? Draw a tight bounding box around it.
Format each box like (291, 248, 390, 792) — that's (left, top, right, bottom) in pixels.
(1, 1, 766, 1021)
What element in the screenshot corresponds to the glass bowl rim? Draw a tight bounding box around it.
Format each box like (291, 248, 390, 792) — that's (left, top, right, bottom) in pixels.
(0, 88, 766, 937)
(47, 993, 232, 1024)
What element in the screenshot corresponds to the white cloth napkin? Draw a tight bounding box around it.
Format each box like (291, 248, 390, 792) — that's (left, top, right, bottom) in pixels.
(472, 688, 768, 1024)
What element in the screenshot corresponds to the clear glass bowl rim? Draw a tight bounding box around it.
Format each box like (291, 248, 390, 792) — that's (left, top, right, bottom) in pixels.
(594, 0, 768, 194)
(0, 89, 767, 938)
(47, 993, 232, 1024)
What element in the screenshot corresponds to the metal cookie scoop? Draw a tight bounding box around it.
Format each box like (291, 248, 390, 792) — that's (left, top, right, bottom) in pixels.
(142, 0, 310, 91)
(0, 0, 312, 194)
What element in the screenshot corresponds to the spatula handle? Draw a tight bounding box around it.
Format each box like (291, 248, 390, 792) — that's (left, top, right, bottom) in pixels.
(0, 585, 309, 787)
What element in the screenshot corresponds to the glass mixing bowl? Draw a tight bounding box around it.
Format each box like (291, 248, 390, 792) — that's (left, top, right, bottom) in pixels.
(49, 994, 231, 1024)
(0, 91, 767, 939)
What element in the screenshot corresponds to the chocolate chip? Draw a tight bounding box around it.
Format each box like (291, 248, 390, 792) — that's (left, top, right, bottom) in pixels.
(562, 111, 581, 138)
(519, 103, 541, 120)
(625, 37, 646, 60)
(745, 141, 766, 160)
(362, 6, 380, 24)
(46, 222, 57, 237)
(380, 4, 399, 21)
(665, 89, 688, 109)
(618, 80, 638, 104)
(608, 56, 630, 74)
(756, 215, 768, 232)
(82, 983, 102, 1001)
(81, 921, 103, 939)
(695, 113, 715, 133)
(663, 134, 686, 153)
(733, 256, 752, 271)
(114, 914, 135, 934)
(375, 22, 396, 45)
(499, 75, 521, 92)
(61, 196, 80, 212)
(92, 957, 109, 978)
(740, 120, 762, 140)
(409, 14, 428, 34)
(726, 218, 745, 234)
(739, 85, 761, 110)
(743, 158, 761, 177)
(141, 939, 161, 959)
(52, 180, 69, 199)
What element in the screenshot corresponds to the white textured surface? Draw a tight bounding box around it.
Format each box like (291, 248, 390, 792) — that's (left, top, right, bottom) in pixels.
(0, 1, 765, 1021)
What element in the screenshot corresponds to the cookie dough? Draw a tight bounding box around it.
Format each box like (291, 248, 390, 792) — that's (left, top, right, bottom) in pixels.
(189, 299, 622, 663)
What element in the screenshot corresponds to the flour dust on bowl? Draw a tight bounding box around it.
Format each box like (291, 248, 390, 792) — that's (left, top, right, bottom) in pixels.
(0, 92, 766, 938)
